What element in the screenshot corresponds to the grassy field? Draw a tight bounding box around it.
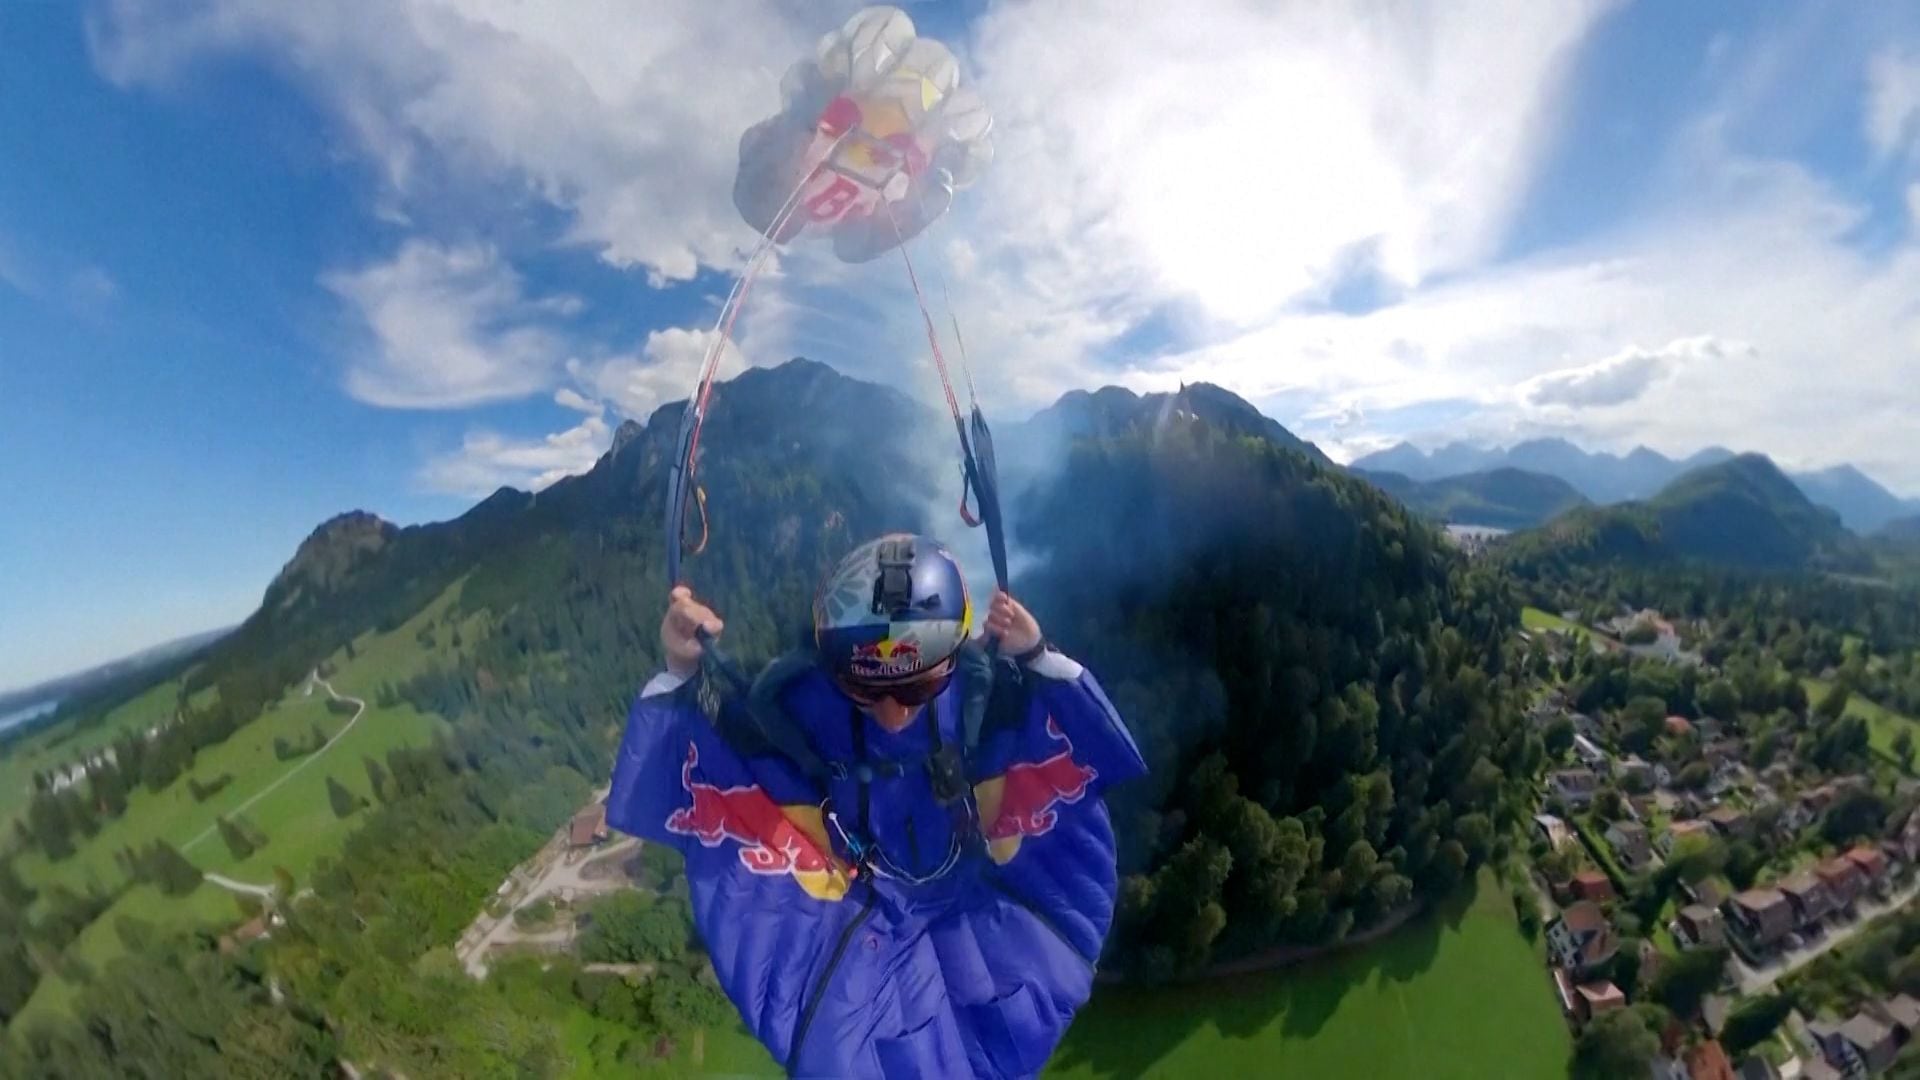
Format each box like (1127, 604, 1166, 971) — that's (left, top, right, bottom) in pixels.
(1044, 868, 1571, 1079)
(1521, 607, 1583, 635)
(7, 587, 473, 1028)
(1802, 678, 1919, 768)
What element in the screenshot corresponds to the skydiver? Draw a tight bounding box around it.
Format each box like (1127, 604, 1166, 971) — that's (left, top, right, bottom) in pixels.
(608, 532, 1146, 1078)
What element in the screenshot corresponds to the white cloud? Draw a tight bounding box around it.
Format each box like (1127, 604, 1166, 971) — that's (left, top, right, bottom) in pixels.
(1520, 336, 1746, 409)
(1866, 47, 1920, 159)
(89, 0, 817, 284)
(419, 409, 611, 497)
(568, 326, 745, 422)
(324, 240, 575, 409)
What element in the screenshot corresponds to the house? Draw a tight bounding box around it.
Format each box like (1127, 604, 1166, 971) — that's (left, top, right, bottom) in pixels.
(1548, 902, 1620, 977)
(1703, 739, 1744, 770)
(1655, 762, 1674, 787)
(1779, 872, 1833, 927)
(1816, 857, 1866, 910)
(1630, 794, 1659, 823)
(1667, 715, 1697, 739)
(1677, 904, 1727, 949)
(1574, 981, 1626, 1025)
(1534, 813, 1574, 852)
(1687, 1039, 1736, 1080)
(218, 914, 272, 954)
(1616, 754, 1654, 782)
(1572, 870, 1615, 903)
(1810, 1013, 1899, 1076)
(1847, 846, 1891, 894)
(1665, 819, 1713, 856)
(1799, 1056, 1843, 1080)
(567, 802, 609, 850)
(1572, 712, 1603, 739)
(1706, 805, 1750, 840)
(1729, 888, 1795, 949)
(1867, 994, 1920, 1044)
(1607, 820, 1654, 870)
(1574, 734, 1610, 767)
(1550, 768, 1600, 809)
(1638, 938, 1667, 991)
(1734, 1055, 1781, 1080)
(1780, 799, 1817, 835)
(1696, 716, 1726, 741)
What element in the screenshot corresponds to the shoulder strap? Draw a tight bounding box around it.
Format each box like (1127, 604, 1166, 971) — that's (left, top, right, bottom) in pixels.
(744, 647, 833, 778)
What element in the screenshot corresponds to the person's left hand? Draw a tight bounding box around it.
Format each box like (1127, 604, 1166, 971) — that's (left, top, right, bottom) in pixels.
(985, 589, 1043, 656)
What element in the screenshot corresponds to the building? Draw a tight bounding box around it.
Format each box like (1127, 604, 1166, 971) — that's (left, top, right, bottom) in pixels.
(1667, 715, 1696, 739)
(567, 802, 609, 851)
(1779, 872, 1833, 928)
(1847, 845, 1891, 892)
(1705, 805, 1750, 840)
(1548, 902, 1620, 977)
(1606, 820, 1654, 870)
(1816, 856, 1866, 910)
(1574, 734, 1610, 768)
(1572, 870, 1615, 903)
(1616, 755, 1656, 788)
(1703, 739, 1744, 770)
(1574, 981, 1626, 1025)
(1810, 1013, 1899, 1076)
(1734, 1055, 1780, 1080)
(1665, 819, 1713, 856)
(1535, 813, 1574, 852)
(1729, 889, 1795, 949)
(1867, 994, 1920, 1044)
(1677, 904, 1727, 949)
(1550, 768, 1600, 809)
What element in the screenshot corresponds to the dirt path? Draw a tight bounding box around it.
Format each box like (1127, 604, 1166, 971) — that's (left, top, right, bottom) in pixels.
(182, 675, 364, 854)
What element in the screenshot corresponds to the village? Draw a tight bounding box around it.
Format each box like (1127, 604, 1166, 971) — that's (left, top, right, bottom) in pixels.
(1525, 608, 1920, 1079)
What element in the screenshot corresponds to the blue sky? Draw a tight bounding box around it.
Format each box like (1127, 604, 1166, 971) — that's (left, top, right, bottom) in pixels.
(3, 0, 1919, 691)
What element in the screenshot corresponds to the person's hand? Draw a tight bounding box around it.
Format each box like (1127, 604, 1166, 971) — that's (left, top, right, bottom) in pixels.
(662, 586, 724, 678)
(985, 589, 1042, 656)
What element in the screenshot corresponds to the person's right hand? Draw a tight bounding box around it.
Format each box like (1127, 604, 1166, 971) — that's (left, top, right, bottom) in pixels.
(662, 586, 724, 678)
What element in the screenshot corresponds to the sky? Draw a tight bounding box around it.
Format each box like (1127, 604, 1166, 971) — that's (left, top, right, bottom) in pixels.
(3, 0, 1919, 691)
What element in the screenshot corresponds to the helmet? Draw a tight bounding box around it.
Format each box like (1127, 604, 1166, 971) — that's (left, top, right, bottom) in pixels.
(814, 533, 972, 688)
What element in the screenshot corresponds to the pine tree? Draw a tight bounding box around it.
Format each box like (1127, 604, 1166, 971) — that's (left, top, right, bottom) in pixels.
(216, 817, 256, 861)
(363, 757, 389, 803)
(326, 776, 360, 819)
(144, 841, 202, 897)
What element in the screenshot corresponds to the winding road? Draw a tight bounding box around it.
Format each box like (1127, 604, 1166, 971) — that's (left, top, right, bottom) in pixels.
(183, 674, 365, 856)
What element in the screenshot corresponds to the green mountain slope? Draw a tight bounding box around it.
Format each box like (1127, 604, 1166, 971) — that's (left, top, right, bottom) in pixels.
(1505, 453, 1863, 571)
(1358, 467, 1590, 529)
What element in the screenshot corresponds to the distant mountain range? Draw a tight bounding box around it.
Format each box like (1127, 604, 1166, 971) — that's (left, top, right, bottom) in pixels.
(0, 625, 231, 722)
(1352, 439, 1918, 533)
(1357, 468, 1589, 531)
(1503, 453, 1866, 572)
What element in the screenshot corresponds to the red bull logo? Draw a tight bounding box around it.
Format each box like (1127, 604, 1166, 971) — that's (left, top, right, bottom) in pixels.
(977, 719, 1098, 865)
(665, 744, 848, 901)
(848, 637, 922, 680)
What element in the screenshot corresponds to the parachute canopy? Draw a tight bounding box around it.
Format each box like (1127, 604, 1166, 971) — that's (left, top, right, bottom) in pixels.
(734, 5, 993, 262)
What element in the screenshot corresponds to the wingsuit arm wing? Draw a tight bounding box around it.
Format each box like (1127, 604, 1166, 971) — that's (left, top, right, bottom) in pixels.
(1020, 649, 1148, 790)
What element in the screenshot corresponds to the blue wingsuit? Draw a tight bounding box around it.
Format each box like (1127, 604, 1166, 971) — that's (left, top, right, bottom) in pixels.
(606, 640, 1146, 1078)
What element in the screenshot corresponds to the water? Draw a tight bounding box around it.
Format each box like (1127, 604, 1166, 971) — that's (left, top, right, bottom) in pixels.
(0, 698, 60, 737)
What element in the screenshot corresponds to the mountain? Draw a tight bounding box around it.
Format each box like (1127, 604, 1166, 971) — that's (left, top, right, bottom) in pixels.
(1357, 467, 1590, 529)
(1353, 438, 1914, 531)
(1019, 382, 1331, 465)
(1506, 453, 1863, 572)
(0, 625, 231, 724)
(1881, 515, 1920, 543)
(1790, 465, 1920, 534)
(1353, 439, 1735, 504)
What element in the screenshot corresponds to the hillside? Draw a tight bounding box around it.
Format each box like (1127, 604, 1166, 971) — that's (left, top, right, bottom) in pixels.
(1018, 382, 1331, 466)
(3, 358, 1528, 1072)
(1353, 439, 1916, 532)
(1353, 438, 1733, 502)
(1357, 467, 1589, 529)
(1503, 453, 1864, 572)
